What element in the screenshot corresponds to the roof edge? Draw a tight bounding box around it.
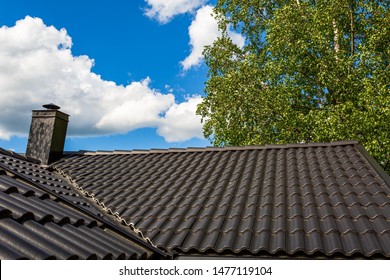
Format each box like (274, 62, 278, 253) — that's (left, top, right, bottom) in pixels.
(60, 140, 360, 156)
(355, 144, 390, 188)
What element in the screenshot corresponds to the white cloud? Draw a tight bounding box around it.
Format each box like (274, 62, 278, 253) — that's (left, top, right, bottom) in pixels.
(180, 5, 245, 71)
(144, 0, 206, 24)
(158, 95, 203, 142)
(0, 16, 204, 142)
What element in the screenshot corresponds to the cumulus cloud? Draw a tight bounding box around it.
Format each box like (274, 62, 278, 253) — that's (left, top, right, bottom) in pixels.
(158, 95, 203, 142)
(0, 16, 203, 142)
(180, 5, 245, 71)
(144, 0, 206, 24)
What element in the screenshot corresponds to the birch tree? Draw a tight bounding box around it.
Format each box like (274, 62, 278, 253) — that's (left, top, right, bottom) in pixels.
(198, 0, 390, 172)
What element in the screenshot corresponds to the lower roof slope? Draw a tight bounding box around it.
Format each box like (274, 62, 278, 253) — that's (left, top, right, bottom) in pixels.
(52, 141, 390, 259)
(0, 148, 168, 260)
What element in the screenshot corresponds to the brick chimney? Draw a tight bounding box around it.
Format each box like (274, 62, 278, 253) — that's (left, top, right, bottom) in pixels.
(26, 104, 69, 165)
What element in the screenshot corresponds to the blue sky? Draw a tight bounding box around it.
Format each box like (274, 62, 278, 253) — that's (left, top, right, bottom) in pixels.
(0, 0, 245, 152)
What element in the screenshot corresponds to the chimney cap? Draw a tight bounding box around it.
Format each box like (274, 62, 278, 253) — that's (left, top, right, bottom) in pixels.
(42, 103, 60, 110)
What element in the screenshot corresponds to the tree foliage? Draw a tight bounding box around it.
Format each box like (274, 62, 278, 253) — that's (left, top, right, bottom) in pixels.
(198, 0, 390, 172)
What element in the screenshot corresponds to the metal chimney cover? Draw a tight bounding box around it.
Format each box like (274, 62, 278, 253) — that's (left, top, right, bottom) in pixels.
(42, 103, 61, 110)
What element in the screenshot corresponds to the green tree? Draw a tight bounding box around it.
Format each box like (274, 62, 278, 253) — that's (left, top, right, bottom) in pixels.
(198, 0, 390, 172)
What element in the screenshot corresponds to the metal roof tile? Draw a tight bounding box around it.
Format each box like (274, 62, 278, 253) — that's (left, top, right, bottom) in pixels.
(371, 216, 390, 235)
(358, 232, 384, 256)
(237, 216, 256, 233)
(180, 231, 206, 252)
(304, 216, 321, 234)
(303, 232, 323, 254)
(377, 234, 390, 256)
(250, 231, 271, 251)
(48, 142, 390, 258)
(339, 232, 363, 255)
(220, 216, 242, 232)
(286, 204, 302, 219)
(153, 231, 181, 249)
(215, 230, 238, 252)
(0, 242, 28, 260)
(241, 204, 258, 219)
(233, 231, 253, 252)
(199, 231, 220, 252)
(321, 232, 343, 255)
(0, 218, 56, 260)
(0, 151, 168, 260)
(287, 216, 304, 233)
(287, 231, 306, 253)
(257, 203, 273, 219)
(254, 215, 273, 233)
(353, 216, 375, 234)
(269, 231, 286, 253)
(320, 216, 339, 234)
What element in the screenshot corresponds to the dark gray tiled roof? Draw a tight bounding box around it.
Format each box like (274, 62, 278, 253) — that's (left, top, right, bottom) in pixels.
(52, 141, 390, 258)
(0, 149, 168, 260)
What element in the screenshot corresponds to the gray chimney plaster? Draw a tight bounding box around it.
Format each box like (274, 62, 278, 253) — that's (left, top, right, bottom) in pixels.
(26, 109, 69, 165)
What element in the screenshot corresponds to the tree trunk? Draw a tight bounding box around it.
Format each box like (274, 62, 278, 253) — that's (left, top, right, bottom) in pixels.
(333, 19, 340, 60)
(350, 8, 355, 55)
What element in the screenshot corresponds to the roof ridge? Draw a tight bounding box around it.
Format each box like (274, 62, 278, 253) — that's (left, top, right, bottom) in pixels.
(62, 140, 360, 156)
